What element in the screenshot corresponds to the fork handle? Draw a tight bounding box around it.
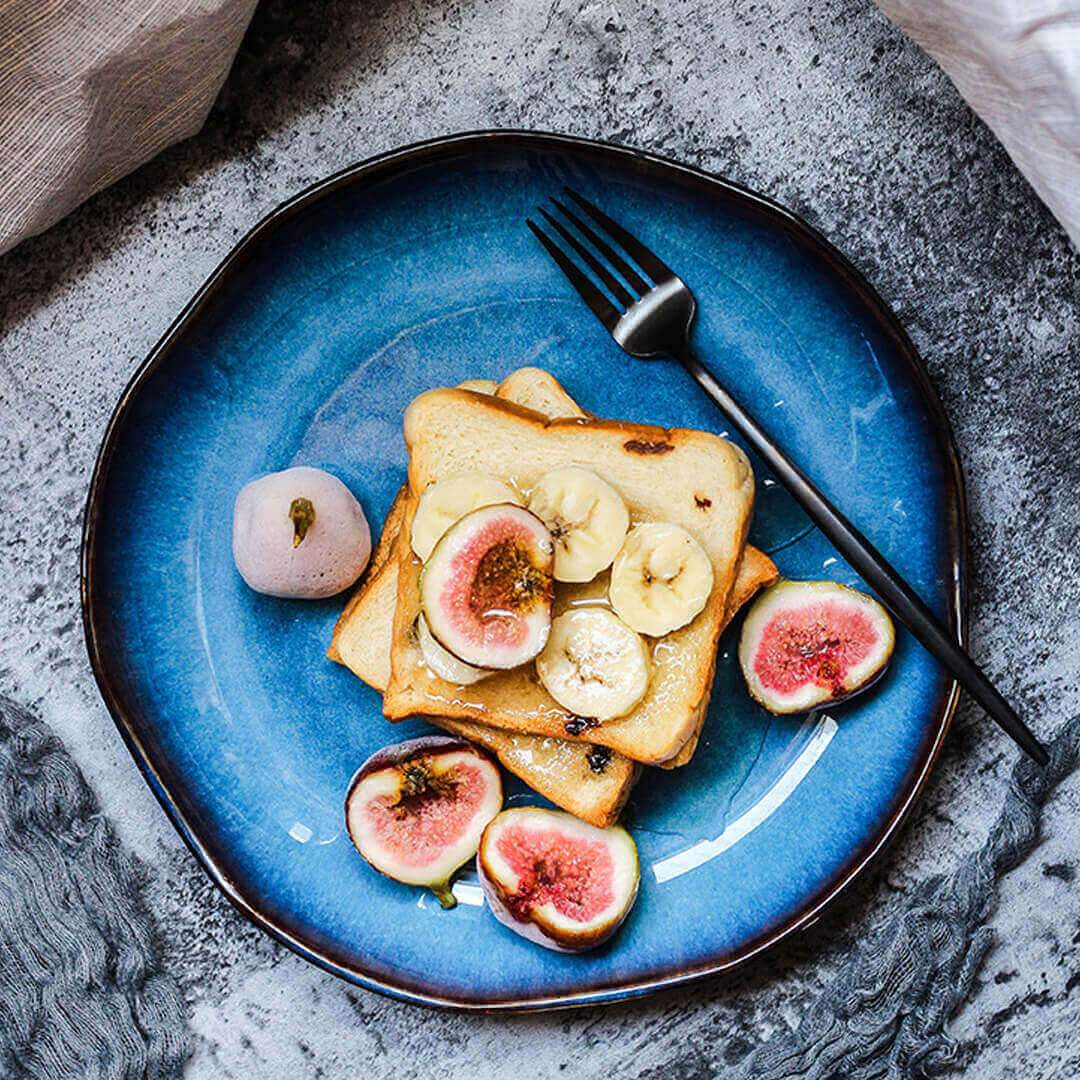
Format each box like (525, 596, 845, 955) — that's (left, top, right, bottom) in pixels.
(678, 348, 1048, 766)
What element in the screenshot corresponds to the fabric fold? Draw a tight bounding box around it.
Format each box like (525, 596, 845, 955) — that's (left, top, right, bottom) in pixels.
(875, 0, 1080, 248)
(0, 696, 190, 1079)
(0, 0, 258, 255)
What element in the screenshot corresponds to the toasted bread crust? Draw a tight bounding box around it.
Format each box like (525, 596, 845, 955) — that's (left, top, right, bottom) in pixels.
(327, 488, 408, 666)
(660, 544, 779, 768)
(495, 367, 596, 420)
(425, 717, 638, 828)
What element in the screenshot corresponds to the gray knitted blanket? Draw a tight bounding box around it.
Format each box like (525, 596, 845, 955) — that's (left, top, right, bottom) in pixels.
(737, 713, 1080, 1078)
(0, 688, 1073, 1077)
(0, 696, 189, 1079)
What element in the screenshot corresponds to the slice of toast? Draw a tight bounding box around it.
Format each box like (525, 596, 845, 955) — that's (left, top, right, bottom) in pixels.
(327, 489, 409, 675)
(384, 387, 756, 764)
(329, 368, 774, 746)
(421, 719, 638, 827)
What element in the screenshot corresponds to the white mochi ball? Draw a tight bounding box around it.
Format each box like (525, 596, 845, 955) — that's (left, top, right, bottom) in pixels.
(232, 466, 371, 599)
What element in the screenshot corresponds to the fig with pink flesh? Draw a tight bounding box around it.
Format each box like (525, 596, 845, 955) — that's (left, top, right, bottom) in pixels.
(477, 807, 639, 952)
(420, 503, 554, 670)
(738, 580, 895, 714)
(345, 736, 502, 908)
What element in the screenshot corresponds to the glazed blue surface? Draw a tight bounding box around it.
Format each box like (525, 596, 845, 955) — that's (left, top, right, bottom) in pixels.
(87, 137, 958, 1007)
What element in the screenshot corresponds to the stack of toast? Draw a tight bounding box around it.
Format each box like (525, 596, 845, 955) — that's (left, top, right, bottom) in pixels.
(329, 368, 777, 827)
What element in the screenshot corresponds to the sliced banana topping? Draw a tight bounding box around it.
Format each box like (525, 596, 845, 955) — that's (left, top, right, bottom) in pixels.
(536, 608, 650, 721)
(417, 614, 494, 685)
(411, 472, 523, 561)
(608, 522, 714, 637)
(527, 467, 630, 583)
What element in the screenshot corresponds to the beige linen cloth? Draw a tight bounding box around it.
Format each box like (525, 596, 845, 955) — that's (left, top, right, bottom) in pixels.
(0, 0, 258, 255)
(0, 0, 1077, 255)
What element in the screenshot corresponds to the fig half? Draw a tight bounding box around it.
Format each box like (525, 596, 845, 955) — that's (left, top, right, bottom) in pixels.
(478, 807, 639, 952)
(420, 503, 554, 670)
(738, 580, 896, 714)
(345, 736, 502, 908)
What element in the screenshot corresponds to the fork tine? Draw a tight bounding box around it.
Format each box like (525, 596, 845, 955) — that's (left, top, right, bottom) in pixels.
(538, 209, 633, 309)
(550, 198, 650, 297)
(564, 188, 674, 282)
(526, 218, 619, 332)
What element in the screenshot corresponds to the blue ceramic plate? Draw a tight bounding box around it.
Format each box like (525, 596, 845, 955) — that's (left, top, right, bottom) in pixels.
(82, 132, 963, 1010)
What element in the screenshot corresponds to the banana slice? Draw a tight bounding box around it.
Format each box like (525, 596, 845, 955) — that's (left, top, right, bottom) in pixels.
(456, 379, 498, 394)
(608, 523, 714, 636)
(417, 614, 493, 685)
(536, 608, 650, 720)
(527, 467, 629, 582)
(411, 472, 523, 561)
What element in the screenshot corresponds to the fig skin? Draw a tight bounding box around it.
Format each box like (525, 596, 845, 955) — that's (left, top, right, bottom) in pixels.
(349, 734, 475, 782)
(738, 579, 896, 715)
(345, 736, 503, 909)
(477, 808, 639, 952)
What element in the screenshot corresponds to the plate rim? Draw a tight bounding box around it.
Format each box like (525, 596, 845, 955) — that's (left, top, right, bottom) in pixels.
(80, 129, 966, 1012)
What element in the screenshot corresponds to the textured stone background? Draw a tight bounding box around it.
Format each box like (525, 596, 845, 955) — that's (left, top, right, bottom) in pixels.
(1, 0, 1077, 1076)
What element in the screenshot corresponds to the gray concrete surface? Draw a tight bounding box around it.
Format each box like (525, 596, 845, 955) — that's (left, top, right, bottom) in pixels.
(1, 0, 1077, 1075)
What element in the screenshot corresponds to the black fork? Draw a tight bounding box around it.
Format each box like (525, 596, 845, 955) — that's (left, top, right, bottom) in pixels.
(528, 189, 1048, 766)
